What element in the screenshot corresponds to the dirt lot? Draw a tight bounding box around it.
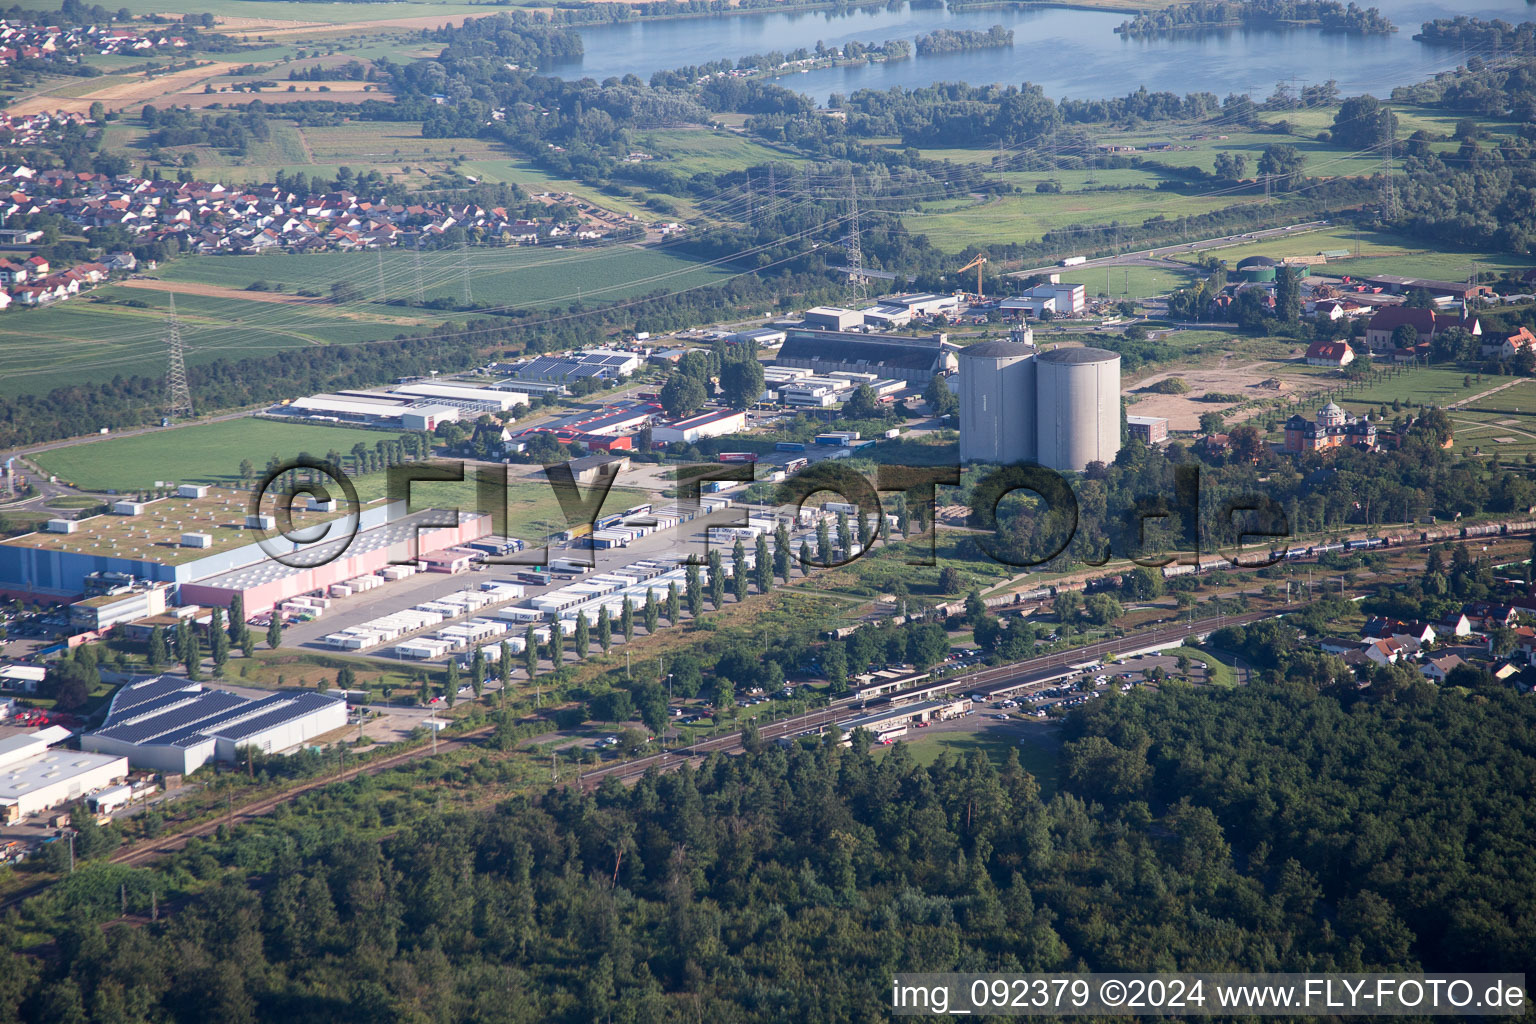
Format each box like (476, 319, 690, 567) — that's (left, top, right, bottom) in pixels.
(1127, 357, 1318, 431)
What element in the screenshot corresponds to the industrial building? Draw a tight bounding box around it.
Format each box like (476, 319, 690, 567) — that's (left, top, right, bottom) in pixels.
(82, 676, 348, 774)
(1036, 347, 1122, 471)
(880, 293, 961, 317)
(774, 329, 957, 385)
(1126, 415, 1169, 445)
(801, 306, 865, 332)
(500, 349, 641, 383)
(650, 408, 747, 445)
(957, 345, 1122, 472)
(388, 382, 528, 414)
(0, 483, 490, 616)
(278, 392, 461, 431)
(727, 327, 786, 347)
(0, 726, 128, 822)
(68, 581, 170, 632)
(1002, 282, 1086, 317)
(958, 340, 1036, 466)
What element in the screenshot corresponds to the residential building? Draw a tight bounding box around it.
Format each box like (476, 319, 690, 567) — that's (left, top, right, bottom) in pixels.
(1304, 340, 1355, 367)
(1421, 654, 1466, 682)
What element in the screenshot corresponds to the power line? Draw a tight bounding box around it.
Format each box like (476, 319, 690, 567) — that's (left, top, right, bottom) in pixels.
(164, 292, 192, 422)
(845, 172, 867, 306)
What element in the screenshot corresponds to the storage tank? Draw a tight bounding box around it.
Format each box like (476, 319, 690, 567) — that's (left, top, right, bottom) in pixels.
(958, 340, 1036, 465)
(1035, 347, 1121, 472)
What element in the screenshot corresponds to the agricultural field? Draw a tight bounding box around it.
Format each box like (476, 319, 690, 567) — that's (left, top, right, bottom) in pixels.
(0, 242, 730, 400)
(905, 188, 1255, 253)
(157, 244, 736, 310)
(131, 120, 468, 188)
(30, 418, 416, 492)
(0, 293, 364, 400)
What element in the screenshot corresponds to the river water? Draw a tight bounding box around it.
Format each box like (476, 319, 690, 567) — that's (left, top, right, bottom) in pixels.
(550, 0, 1531, 103)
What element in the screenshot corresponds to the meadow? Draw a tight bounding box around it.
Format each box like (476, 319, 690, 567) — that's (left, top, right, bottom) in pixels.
(157, 244, 736, 310)
(30, 418, 416, 492)
(907, 189, 1248, 253)
(632, 128, 805, 177)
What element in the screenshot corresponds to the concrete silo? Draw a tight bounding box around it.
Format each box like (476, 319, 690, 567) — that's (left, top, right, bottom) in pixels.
(957, 340, 1036, 466)
(1035, 347, 1121, 471)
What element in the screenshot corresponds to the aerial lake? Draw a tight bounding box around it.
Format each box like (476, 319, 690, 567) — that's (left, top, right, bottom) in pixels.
(552, 0, 1532, 103)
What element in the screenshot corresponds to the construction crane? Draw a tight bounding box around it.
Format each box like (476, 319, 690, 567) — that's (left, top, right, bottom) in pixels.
(956, 253, 988, 301)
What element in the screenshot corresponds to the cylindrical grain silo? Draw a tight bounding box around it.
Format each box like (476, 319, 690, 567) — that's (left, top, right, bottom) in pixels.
(957, 340, 1036, 466)
(1035, 346, 1121, 472)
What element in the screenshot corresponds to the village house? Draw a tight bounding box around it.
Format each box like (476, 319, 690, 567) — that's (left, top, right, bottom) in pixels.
(1304, 340, 1354, 368)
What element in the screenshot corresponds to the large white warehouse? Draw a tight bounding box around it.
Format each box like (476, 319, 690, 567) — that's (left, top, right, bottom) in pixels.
(83, 676, 348, 774)
(0, 726, 128, 823)
(1035, 347, 1122, 472)
(957, 340, 1037, 465)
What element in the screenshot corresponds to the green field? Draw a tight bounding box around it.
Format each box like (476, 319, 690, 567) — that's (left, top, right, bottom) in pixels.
(1053, 264, 1199, 299)
(30, 418, 416, 492)
(634, 128, 804, 176)
(0, 288, 412, 400)
(878, 722, 1060, 795)
(0, 244, 731, 399)
(159, 244, 735, 310)
(907, 188, 1251, 253)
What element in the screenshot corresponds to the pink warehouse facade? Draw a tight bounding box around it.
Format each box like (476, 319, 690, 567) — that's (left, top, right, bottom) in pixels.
(179, 517, 491, 617)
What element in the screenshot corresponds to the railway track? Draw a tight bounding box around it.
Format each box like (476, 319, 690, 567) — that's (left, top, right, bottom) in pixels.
(578, 607, 1275, 789)
(0, 725, 496, 914)
(109, 725, 494, 868)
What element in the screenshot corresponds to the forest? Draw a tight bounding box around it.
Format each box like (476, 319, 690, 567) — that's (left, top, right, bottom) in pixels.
(4, 676, 1531, 1022)
(1413, 16, 1536, 51)
(1116, 0, 1396, 38)
(912, 26, 1013, 55)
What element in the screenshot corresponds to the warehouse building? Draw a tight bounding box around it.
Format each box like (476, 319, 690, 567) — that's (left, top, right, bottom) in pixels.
(880, 293, 961, 317)
(0, 484, 489, 613)
(388, 382, 529, 414)
(801, 306, 865, 332)
(82, 676, 347, 774)
(774, 329, 957, 385)
(0, 726, 128, 823)
(651, 408, 747, 445)
(500, 349, 641, 383)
